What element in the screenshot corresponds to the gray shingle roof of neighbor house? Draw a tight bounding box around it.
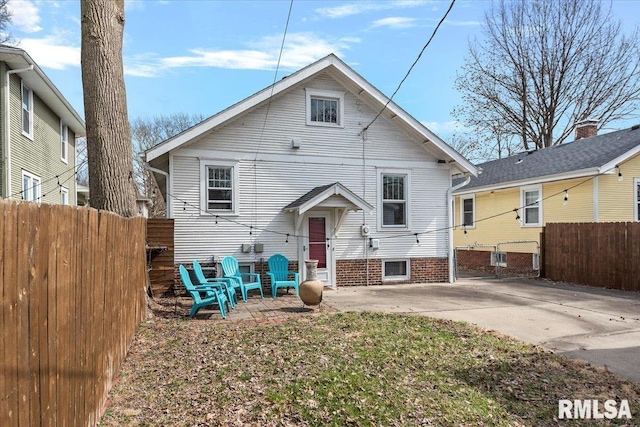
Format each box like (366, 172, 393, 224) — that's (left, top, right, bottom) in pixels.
(454, 124, 640, 193)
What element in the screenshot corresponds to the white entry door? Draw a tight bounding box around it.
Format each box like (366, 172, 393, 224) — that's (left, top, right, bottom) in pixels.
(304, 212, 333, 285)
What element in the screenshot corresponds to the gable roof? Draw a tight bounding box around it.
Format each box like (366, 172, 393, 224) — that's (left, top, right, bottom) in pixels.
(454, 124, 640, 194)
(0, 45, 85, 137)
(145, 53, 476, 176)
(284, 182, 373, 215)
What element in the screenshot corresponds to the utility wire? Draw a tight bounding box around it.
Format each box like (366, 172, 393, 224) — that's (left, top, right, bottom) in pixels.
(362, 0, 456, 133)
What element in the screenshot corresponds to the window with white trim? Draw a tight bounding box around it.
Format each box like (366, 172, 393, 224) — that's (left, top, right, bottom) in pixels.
(383, 259, 410, 281)
(22, 81, 33, 139)
(379, 170, 410, 228)
(490, 252, 507, 267)
(635, 178, 640, 222)
(200, 160, 238, 215)
(61, 122, 69, 163)
(305, 88, 344, 127)
(520, 185, 542, 226)
(22, 170, 41, 202)
(61, 187, 69, 205)
(460, 195, 475, 228)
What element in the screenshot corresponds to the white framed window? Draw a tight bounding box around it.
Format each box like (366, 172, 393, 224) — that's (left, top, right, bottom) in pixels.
(61, 121, 69, 163)
(378, 169, 411, 229)
(520, 185, 542, 226)
(490, 252, 507, 267)
(200, 160, 239, 215)
(383, 259, 410, 281)
(305, 88, 344, 127)
(634, 178, 640, 222)
(22, 81, 34, 139)
(61, 187, 69, 205)
(460, 195, 475, 228)
(22, 170, 41, 202)
(238, 263, 254, 275)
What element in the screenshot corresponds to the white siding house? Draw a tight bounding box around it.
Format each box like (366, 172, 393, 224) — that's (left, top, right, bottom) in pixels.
(145, 54, 477, 287)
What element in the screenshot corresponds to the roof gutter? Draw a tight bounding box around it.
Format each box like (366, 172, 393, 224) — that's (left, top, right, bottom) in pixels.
(4, 64, 34, 198)
(448, 174, 471, 283)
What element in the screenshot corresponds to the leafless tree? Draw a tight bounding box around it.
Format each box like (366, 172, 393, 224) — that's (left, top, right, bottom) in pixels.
(131, 113, 204, 217)
(454, 0, 640, 150)
(0, 0, 12, 44)
(450, 129, 519, 164)
(81, 0, 136, 216)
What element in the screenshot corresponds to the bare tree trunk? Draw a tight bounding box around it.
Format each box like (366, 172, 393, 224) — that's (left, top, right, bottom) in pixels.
(81, 0, 136, 217)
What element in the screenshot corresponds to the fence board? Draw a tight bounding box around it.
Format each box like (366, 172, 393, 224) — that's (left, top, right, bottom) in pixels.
(1, 202, 19, 426)
(543, 222, 640, 292)
(16, 202, 31, 426)
(1, 200, 147, 426)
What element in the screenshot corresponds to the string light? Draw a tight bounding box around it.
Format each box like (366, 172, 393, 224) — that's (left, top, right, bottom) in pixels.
(285, 233, 289, 245)
(414, 233, 420, 245)
(215, 215, 219, 225)
(183, 201, 186, 211)
(463, 224, 468, 236)
(617, 165, 623, 181)
(249, 226, 253, 236)
(514, 208, 521, 221)
(563, 190, 568, 205)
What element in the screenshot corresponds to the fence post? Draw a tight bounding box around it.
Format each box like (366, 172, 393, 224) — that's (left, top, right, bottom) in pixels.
(540, 228, 545, 278)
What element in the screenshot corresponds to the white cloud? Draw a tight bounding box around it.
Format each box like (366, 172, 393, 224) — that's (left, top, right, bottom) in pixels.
(316, 0, 428, 19)
(19, 36, 80, 69)
(372, 17, 417, 29)
(124, 0, 145, 12)
(127, 32, 359, 78)
(8, 0, 42, 33)
(445, 19, 482, 26)
(422, 120, 463, 134)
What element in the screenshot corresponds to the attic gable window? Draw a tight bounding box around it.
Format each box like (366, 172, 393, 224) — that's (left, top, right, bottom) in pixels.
(200, 160, 239, 215)
(305, 88, 344, 128)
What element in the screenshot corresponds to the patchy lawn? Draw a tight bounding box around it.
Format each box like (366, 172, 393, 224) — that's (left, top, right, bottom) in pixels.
(101, 312, 639, 426)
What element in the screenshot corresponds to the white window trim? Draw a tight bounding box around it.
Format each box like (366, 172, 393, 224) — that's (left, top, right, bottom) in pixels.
(377, 168, 411, 231)
(22, 170, 41, 202)
(21, 81, 34, 140)
(460, 194, 476, 229)
(60, 186, 69, 205)
(634, 178, 640, 222)
(199, 159, 239, 216)
(490, 252, 507, 267)
(61, 121, 69, 164)
(305, 88, 345, 128)
(382, 259, 410, 282)
(520, 184, 543, 227)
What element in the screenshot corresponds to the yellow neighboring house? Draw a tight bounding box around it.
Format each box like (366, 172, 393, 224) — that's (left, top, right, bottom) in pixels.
(452, 122, 640, 256)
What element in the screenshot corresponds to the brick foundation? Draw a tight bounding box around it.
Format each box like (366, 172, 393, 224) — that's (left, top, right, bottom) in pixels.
(336, 257, 449, 286)
(173, 257, 448, 294)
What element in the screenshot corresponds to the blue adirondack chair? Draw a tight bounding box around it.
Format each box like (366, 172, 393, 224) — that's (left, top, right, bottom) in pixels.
(266, 254, 299, 298)
(220, 256, 264, 302)
(179, 265, 229, 319)
(192, 260, 238, 309)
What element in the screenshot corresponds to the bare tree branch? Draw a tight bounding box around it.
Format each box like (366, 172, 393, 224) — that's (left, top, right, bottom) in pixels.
(454, 0, 640, 151)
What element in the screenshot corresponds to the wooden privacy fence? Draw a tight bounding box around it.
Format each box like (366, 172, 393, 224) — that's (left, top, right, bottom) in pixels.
(542, 222, 640, 292)
(0, 200, 147, 426)
(146, 218, 174, 296)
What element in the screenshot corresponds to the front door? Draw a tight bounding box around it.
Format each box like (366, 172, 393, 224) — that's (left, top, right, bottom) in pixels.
(304, 213, 332, 285)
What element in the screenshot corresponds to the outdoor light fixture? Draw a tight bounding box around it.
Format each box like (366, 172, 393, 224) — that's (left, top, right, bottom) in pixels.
(563, 190, 569, 205)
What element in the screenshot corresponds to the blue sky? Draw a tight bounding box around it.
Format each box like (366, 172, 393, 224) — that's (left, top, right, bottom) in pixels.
(8, 0, 640, 141)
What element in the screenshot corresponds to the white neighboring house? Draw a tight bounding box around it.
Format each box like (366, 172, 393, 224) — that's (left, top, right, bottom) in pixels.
(145, 54, 477, 287)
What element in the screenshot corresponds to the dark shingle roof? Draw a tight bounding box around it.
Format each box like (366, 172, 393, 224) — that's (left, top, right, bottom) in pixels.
(284, 183, 338, 210)
(455, 125, 640, 191)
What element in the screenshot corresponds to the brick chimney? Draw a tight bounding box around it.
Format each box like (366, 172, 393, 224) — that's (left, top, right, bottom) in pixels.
(575, 119, 599, 140)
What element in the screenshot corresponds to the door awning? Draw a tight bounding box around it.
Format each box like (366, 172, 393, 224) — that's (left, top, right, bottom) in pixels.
(283, 182, 373, 215)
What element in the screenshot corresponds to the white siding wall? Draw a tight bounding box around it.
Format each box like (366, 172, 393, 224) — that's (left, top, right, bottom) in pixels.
(171, 72, 451, 264)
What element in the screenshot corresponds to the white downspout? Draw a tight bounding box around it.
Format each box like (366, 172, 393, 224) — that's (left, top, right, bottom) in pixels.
(4, 65, 34, 197)
(447, 175, 471, 283)
(143, 161, 170, 218)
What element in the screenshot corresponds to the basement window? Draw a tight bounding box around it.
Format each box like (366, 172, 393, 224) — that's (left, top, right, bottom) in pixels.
(383, 259, 410, 281)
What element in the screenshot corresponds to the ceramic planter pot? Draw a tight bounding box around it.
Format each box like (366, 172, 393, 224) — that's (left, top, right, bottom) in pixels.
(299, 260, 323, 306)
